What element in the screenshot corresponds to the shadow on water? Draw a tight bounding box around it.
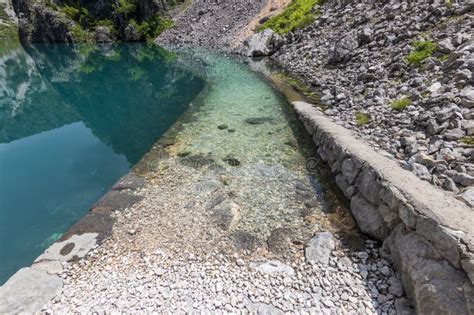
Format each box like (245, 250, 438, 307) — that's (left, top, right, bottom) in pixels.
(0, 42, 205, 284)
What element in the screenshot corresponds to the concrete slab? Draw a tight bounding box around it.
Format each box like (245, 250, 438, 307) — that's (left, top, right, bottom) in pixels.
(0, 268, 62, 313)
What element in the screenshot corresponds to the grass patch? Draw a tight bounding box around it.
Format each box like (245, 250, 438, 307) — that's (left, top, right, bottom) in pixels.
(406, 40, 437, 66)
(282, 74, 320, 104)
(257, 0, 321, 34)
(355, 112, 370, 126)
(460, 137, 474, 145)
(391, 97, 412, 111)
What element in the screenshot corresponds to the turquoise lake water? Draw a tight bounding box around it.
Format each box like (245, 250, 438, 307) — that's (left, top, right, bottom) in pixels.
(0, 42, 205, 284)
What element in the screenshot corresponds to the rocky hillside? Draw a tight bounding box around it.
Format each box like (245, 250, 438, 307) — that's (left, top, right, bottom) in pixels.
(6, 0, 181, 43)
(157, 0, 267, 49)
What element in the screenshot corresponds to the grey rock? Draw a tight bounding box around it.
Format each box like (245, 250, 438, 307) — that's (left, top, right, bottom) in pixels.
(351, 194, 389, 239)
(460, 87, 474, 108)
(244, 29, 282, 57)
(252, 260, 295, 276)
(0, 268, 62, 313)
(305, 232, 335, 265)
(388, 277, 404, 297)
(357, 27, 373, 45)
(438, 38, 455, 53)
(442, 178, 459, 193)
(410, 163, 431, 181)
(341, 158, 361, 184)
(329, 33, 359, 64)
(94, 26, 114, 43)
(453, 172, 474, 187)
(35, 233, 98, 263)
(246, 302, 284, 315)
(457, 187, 474, 207)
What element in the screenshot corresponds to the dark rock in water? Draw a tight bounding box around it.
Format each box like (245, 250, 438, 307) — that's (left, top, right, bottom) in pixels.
(218, 124, 228, 130)
(180, 154, 215, 169)
(59, 243, 75, 256)
(61, 212, 114, 244)
(233, 231, 261, 251)
(223, 156, 241, 166)
(245, 117, 274, 125)
(213, 202, 240, 230)
(228, 129, 236, 133)
(177, 151, 191, 157)
(267, 228, 292, 255)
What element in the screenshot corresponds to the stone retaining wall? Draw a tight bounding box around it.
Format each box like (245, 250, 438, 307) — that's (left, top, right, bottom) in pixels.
(293, 101, 474, 314)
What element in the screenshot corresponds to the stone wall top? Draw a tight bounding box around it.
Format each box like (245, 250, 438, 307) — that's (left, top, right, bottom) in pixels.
(293, 101, 474, 249)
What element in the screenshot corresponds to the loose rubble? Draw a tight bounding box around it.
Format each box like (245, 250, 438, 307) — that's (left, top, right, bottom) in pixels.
(272, 0, 474, 196)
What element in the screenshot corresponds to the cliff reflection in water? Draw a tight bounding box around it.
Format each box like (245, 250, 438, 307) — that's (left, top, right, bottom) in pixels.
(0, 42, 205, 284)
(1, 42, 205, 163)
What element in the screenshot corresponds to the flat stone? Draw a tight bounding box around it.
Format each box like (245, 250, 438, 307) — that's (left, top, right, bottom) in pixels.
(252, 260, 295, 276)
(35, 233, 98, 263)
(246, 302, 284, 315)
(244, 117, 274, 125)
(0, 268, 62, 313)
(305, 232, 336, 265)
(31, 260, 63, 275)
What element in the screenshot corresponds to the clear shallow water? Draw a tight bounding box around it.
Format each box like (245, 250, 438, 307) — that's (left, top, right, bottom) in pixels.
(0, 42, 204, 284)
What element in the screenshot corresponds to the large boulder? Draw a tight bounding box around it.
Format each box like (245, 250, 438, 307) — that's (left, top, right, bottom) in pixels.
(328, 33, 359, 64)
(244, 29, 283, 57)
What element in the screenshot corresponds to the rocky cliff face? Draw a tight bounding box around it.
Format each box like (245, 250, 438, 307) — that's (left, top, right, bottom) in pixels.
(8, 0, 180, 43)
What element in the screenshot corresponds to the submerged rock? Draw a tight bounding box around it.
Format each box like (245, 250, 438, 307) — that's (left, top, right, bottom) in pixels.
(267, 228, 292, 255)
(223, 156, 241, 166)
(305, 232, 335, 265)
(244, 117, 274, 125)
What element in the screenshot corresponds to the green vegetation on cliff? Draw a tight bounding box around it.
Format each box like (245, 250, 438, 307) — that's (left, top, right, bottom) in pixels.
(0, 3, 18, 40)
(130, 14, 174, 42)
(258, 0, 322, 34)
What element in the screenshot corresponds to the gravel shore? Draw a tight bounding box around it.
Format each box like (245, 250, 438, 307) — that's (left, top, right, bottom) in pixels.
(43, 51, 410, 313)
